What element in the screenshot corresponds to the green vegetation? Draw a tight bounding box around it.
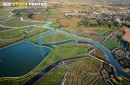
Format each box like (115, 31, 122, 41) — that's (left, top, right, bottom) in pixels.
(34, 65, 66, 85)
(41, 42, 87, 70)
(49, 22, 61, 28)
(102, 34, 124, 51)
(0, 28, 47, 48)
(0, 9, 11, 21)
(104, 63, 112, 72)
(0, 80, 10, 85)
(16, 12, 27, 17)
(48, 10, 62, 15)
(0, 28, 46, 39)
(122, 79, 130, 84)
(0, 9, 10, 16)
(33, 56, 104, 85)
(0, 28, 29, 39)
(96, 29, 112, 36)
(29, 31, 53, 43)
(42, 33, 72, 43)
(65, 24, 84, 31)
(102, 38, 110, 48)
(109, 36, 119, 51)
(25, 28, 46, 38)
(0, 17, 42, 27)
(42, 11, 49, 15)
(64, 57, 104, 85)
(0, 37, 24, 48)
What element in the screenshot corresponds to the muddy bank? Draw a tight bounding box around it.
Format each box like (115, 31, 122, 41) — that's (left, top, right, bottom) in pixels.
(122, 27, 130, 43)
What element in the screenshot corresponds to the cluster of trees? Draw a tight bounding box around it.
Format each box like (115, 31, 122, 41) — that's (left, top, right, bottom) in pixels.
(77, 20, 89, 27)
(77, 18, 120, 29)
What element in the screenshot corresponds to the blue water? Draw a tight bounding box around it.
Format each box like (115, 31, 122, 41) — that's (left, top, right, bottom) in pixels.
(42, 40, 74, 46)
(56, 29, 130, 79)
(0, 42, 51, 77)
(0, 21, 130, 79)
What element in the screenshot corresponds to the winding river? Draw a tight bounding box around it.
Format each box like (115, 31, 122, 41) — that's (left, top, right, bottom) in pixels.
(0, 13, 130, 79)
(34, 22, 130, 79)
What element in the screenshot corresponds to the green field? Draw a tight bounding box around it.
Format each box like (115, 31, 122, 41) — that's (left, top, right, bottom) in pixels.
(25, 28, 46, 38)
(0, 28, 29, 39)
(102, 38, 111, 48)
(122, 78, 130, 85)
(34, 65, 66, 85)
(0, 28, 47, 48)
(16, 12, 27, 17)
(64, 57, 104, 85)
(49, 10, 62, 15)
(42, 33, 72, 43)
(49, 22, 61, 28)
(101, 33, 124, 51)
(0, 17, 42, 27)
(96, 28, 112, 36)
(0, 9, 10, 16)
(0, 28, 46, 39)
(29, 31, 53, 43)
(0, 9, 11, 21)
(34, 56, 105, 85)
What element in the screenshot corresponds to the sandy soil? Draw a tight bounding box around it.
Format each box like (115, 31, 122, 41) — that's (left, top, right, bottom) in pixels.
(83, 34, 102, 42)
(122, 27, 130, 43)
(32, 15, 46, 21)
(91, 48, 107, 60)
(59, 18, 81, 26)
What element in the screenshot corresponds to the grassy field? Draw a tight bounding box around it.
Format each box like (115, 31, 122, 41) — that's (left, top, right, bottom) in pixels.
(16, 12, 27, 17)
(0, 9, 11, 21)
(64, 57, 104, 85)
(59, 18, 82, 27)
(102, 38, 111, 48)
(0, 17, 42, 27)
(25, 28, 46, 38)
(0, 28, 46, 48)
(35, 56, 105, 85)
(0, 28, 29, 39)
(49, 22, 61, 28)
(96, 28, 112, 36)
(29, 31, 53, 43)
(48, 9, 62, 15)
(0, 28, 46, 39)
(0, 9, 10, 16)
(34, 65, 66, 85)
(64, 24, 85, 31)
(42, 33, 72, 43)
(122, 78, 130, 84)
(101, 34, 124, 51)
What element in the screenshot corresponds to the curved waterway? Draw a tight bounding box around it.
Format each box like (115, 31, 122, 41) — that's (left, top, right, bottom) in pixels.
(56, 29, 130, 78)
(0, 42, 51, 77)
(35, 22, 130, 79)
(0, 14, 130, 79)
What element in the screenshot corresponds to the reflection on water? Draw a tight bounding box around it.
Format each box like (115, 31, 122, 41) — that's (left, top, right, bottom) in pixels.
(0, 42, 51, 77)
